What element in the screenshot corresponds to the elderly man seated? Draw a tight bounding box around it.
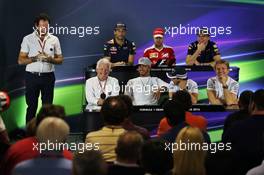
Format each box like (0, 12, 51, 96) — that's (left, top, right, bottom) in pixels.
(85, 58, 120, 107)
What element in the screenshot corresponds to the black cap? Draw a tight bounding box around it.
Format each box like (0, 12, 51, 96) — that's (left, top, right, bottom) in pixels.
(166, 67, 187, 80)
(114, 22, 127, 30)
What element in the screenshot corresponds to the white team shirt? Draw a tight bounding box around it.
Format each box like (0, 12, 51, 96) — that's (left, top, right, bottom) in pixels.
(20, 31, 62, 73)
(207, 76, 239, 100)
(168, 79, 198, 94)
(125, 76, 169, 105)
(85, 76, 120, 105)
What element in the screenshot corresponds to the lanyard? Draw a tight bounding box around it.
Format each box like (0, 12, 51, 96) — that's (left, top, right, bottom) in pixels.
(140, 77, 151, 87)
(98, 77, 108, 93)
(38, 40, 46, 53)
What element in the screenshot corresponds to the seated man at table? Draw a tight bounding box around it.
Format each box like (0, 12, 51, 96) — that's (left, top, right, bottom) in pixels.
(103, 22, 136, 67)
(85, 96, 127, 162)
(166, 67, 198, 104)
(207, 60, 239, 105)
(125, 57, 169, 105)
(144, 28, 175, 67)
(85, 58, 120, 106)
(186, 28, 221, 67)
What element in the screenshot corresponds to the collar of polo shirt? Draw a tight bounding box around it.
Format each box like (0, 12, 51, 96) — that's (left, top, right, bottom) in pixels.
(34, 30, 51, 40)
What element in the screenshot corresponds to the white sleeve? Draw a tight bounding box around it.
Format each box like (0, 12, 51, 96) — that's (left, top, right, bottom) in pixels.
(20, 37, 29, 53)
(111, 78, 120, 96)
(85, 79, 98, 105)
(207, 78, 215, 90)
(230, 81, 239, 95)
(168, 81, 178, 93)
(54, 37, 62, 55)
(189, 80, 198, 94)
(156, 78, 169, 88)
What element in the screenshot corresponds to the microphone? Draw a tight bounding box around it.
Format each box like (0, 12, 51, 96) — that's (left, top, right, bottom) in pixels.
(100, 92, 106, 100)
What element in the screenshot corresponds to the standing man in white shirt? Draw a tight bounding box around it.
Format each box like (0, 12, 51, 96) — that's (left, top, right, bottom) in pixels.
(85, 58, 120, 106)
(207, 60, 239, 105)
(166, 67, 199, 104)
(18, 13, 63, 123)
(125, 57, 169, 105)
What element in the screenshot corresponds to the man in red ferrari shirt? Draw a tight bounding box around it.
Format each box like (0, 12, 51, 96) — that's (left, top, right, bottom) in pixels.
(144, 28, 175, 67)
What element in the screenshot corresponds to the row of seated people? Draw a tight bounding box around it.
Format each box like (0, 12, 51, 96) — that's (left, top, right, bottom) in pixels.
(104, 22, 220, 68)
(85, 57, 239, 107)
(0, 88, 263, 175)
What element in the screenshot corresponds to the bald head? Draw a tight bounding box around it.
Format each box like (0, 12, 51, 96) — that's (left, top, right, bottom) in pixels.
(36, 117, 70, 144)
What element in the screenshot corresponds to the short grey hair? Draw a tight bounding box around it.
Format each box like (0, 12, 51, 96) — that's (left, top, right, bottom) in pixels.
(96, 58, 111, 70)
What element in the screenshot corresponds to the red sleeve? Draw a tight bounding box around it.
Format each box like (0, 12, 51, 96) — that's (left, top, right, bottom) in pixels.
(0, 137, 39, 175)
(170, 48, 175, 60)
(143, 49, 149, 58)
(169, 48, 176, 64)
(157, 117, 172, 136)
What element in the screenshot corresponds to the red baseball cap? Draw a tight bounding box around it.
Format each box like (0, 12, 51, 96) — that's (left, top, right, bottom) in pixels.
(153, 28, 164, 38)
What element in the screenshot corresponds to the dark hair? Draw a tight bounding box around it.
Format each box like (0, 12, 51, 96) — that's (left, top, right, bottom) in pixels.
(34, 13, 50, 26)
(163, 100, 185, 127)
(118, 95, 133, 117)
(73, 150, 107, 175)
(101, 96, 128, 125)
(140, 139, 173, 175)
(172, 90, 192, 110)
(251, 89, 264, 110)
(115, 131, 143, 161)
(36, 104, 65, 126)
(239, 90, 253, 110)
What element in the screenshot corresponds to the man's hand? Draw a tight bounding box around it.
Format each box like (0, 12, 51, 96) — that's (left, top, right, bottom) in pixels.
(197, 42, 206, 52)
(97, 98, 105, 106)
(112, 61, 126, 67)
(178, 80, 187, 90)
(219, 76, 228, 86)
(42, 56, 54, 63)
(36, 52, 55, 63)
(153, 89, 161, 100)
(36, 52, 48, 60)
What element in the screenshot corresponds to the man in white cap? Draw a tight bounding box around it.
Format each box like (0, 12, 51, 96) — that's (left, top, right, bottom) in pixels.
(125, 57, 169, 105)
(166, 67, 199, 104)
(144, 28, 175, 67)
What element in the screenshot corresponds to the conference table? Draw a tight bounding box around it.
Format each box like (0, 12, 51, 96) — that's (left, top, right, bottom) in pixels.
(82, 104, 238, 134)
(82, 65, 240, 134)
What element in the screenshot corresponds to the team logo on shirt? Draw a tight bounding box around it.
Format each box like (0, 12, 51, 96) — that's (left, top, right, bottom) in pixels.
(161, 53, 169, 58)
(150, 52, 158, 58)
(110, 47, 117, 51)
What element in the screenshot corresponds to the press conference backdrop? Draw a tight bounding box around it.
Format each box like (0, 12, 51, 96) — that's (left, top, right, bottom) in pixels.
(0, 0, 263, 132)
